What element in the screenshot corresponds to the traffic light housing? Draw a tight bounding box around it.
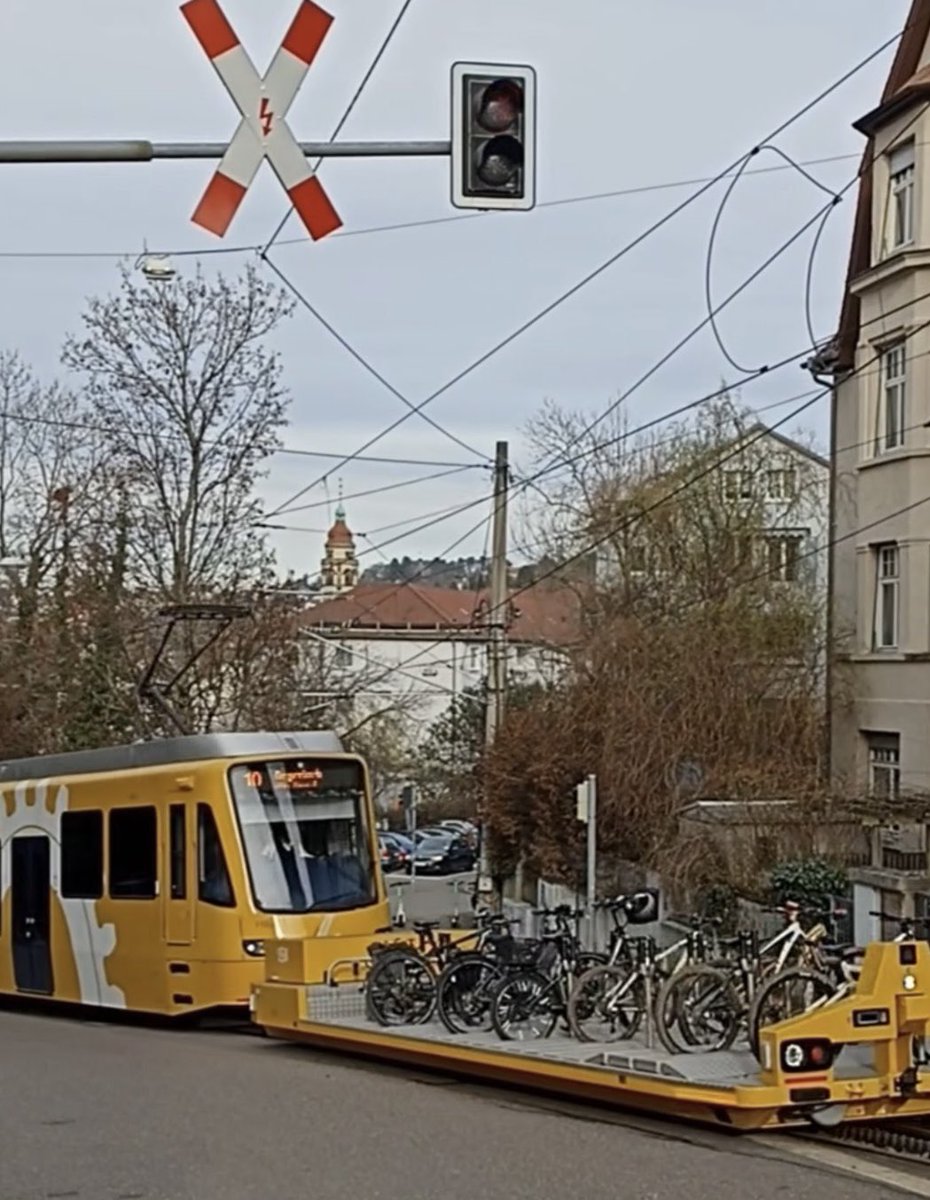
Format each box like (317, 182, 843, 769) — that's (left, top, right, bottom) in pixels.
(451, 62, 536, 210)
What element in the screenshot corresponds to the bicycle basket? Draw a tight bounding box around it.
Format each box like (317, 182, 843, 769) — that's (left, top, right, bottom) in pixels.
(493, 935, 543, 967)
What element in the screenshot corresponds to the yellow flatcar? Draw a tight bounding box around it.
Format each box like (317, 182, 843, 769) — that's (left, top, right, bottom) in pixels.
(0, 732, 389, 1017)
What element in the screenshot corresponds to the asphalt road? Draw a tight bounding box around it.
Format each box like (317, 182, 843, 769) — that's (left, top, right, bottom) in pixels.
(0, 1004, 920, 1200)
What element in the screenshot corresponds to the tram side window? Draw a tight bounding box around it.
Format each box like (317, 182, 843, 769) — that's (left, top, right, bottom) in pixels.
(61, 811, 104, 899)
(109, 807, 157, 899)
(198, 804, 235, 907)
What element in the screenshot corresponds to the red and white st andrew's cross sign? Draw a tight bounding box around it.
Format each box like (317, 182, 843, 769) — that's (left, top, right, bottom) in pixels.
(180, 0, 343, 240)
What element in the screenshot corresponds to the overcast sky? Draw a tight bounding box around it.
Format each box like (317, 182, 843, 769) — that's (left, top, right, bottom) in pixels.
(0, 0, 910, 577)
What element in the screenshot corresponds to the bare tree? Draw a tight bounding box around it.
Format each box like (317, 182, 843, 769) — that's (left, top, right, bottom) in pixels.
(62, 263, 293, 600)
(484, 396, 829, 895)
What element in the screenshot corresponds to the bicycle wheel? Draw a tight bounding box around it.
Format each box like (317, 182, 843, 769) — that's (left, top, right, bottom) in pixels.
(566, 964, 645, 1043)
(656, 965, 741, 1055)
(491, 970, 558, 1040)
(435, 953, 504, 1035)
(365, 949, 437, 1026)
(747, 968, 837, 1060)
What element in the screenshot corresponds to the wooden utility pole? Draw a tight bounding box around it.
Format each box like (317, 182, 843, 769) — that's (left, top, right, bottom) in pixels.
(478, 440, 509, 899)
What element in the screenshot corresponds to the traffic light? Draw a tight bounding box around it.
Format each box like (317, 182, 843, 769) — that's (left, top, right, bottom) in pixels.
(451, 62, 536, 210)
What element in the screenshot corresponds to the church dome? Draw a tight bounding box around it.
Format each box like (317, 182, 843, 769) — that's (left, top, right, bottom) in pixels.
(326, 502, 355, 549)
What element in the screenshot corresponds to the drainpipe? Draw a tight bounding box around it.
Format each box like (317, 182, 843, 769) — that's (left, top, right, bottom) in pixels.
(805, 355, 841, 788)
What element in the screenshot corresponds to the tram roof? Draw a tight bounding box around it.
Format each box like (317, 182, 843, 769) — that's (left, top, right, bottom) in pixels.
(0, 731, 346, 783)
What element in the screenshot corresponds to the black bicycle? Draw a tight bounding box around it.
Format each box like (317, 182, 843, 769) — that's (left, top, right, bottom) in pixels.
(489, 906, 605, 1041)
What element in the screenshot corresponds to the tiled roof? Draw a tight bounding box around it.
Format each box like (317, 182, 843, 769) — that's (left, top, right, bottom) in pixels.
(836, 0, 930, 368)
(302, 582, 581, 646)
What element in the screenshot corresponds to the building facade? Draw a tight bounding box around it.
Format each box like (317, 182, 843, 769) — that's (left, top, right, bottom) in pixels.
(301, 581, 580, 734)
(816, 0, 930, 933)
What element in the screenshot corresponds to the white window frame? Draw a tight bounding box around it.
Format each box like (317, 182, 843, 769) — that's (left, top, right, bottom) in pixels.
(876, 343, 906, 454)
(765, 533, 804, 582)
(888, 140, 916, 251)
(867, 733, 901, 800)
(765, 467, 797, 501)
(873, 543, 900, 650)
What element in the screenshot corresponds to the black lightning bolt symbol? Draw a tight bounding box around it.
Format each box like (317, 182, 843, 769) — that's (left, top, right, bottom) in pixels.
(259, 98, 274, 137)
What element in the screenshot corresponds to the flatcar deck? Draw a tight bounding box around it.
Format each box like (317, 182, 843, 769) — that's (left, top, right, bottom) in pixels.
(254, 937, 930, 1132)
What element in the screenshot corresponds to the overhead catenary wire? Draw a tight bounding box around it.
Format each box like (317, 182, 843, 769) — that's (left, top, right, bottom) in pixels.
(490, 314, 930, 627)
(0, 150, 867, 262)
(518, 102, 930, 496)
(261, 23, 909, 520)
(253, 463, 478, 519)
(0, 404, 487, 471)
(289, 271, 930, 644)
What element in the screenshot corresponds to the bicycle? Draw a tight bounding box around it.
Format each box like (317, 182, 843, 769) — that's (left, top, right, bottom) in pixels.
(567, 915, 711, 1045)
(746, 912, 930, 1061)
(655, 901, 838, 1054)
(365, 915, 504, 1027)
(488, 905, 606, 1041)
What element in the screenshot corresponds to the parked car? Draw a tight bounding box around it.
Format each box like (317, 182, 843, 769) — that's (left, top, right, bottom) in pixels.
(380, 831, 413, 871)
(413, 826, 448, 843)
(409, 833, 476, 876)
(378, 834, 406, 873)
(438, 819, 478, 847)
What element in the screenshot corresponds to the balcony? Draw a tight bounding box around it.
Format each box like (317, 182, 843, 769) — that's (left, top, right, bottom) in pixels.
(881, 848, 929, 873)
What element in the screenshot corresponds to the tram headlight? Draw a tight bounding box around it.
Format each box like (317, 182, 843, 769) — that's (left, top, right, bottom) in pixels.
(780, 1038, 834, 1073)
(903, 973, 917, 991)
(242, 939, 266, 958)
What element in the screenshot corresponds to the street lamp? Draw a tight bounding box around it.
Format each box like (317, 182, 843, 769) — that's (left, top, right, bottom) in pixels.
(135, 252, 176, 282)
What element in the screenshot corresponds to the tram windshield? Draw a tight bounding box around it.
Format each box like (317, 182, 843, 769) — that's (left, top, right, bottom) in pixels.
(228, 758, 376, 913)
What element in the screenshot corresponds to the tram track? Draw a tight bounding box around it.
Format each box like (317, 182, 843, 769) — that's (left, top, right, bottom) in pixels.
(804, 1118, 930, 1167)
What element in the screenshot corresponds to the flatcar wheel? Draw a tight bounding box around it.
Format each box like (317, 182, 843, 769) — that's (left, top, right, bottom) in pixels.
(365, 950, 437, 1026)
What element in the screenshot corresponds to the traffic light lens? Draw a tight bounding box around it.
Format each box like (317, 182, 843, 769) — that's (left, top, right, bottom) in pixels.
(476, 135, 523, 187)
(477, 79, 523, 132)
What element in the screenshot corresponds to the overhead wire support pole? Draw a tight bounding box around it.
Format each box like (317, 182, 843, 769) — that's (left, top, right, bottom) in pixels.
(479, 440, 508, 906)
(0, 141, 450, 163)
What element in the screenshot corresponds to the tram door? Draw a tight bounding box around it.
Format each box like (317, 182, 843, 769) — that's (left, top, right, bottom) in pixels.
(164, 803, 193, 945)
(11, 836, 53, 994)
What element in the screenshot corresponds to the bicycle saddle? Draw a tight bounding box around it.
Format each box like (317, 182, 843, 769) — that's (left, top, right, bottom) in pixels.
(413, 920, 440, 932)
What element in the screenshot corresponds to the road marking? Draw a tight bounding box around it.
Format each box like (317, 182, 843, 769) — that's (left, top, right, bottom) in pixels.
(751, 1134, 930, 1197)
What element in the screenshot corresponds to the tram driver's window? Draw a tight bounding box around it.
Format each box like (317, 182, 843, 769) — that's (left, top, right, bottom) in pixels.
(109, 807, 157, 899)
(198, 804, 235, 907)
(62, 810, 104, 898)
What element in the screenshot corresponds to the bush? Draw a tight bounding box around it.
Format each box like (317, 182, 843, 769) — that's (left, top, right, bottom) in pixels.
(770, 858, 847, 912)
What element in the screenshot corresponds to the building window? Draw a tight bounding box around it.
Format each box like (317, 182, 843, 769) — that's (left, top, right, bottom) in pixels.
(766, 468, 797, 500)
(888, 140, 915, 250)
(765, 534, 803, 582)
(109, 807, 157, 899)
(867, 733, 901, 800)
(335, 645, 352, 668)
(61, 810, 104, 899)
(877, 343, 906, 453)
(724, 470, 753, 500)
(873, 543, 899, 649)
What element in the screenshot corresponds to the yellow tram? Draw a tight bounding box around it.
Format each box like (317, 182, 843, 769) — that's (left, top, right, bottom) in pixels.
(0, 732, 388, 1016)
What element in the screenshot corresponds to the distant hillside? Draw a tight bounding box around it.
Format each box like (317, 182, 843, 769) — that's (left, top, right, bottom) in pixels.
(360, 557, 488, 589)
(358, 556, 590, 590)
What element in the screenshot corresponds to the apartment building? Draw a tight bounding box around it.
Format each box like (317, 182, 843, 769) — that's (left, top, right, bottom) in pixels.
(814, 0, 930, 933)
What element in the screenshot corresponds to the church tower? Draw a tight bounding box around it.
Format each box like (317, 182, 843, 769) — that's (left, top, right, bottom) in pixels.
(321, 501, 358, 592)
